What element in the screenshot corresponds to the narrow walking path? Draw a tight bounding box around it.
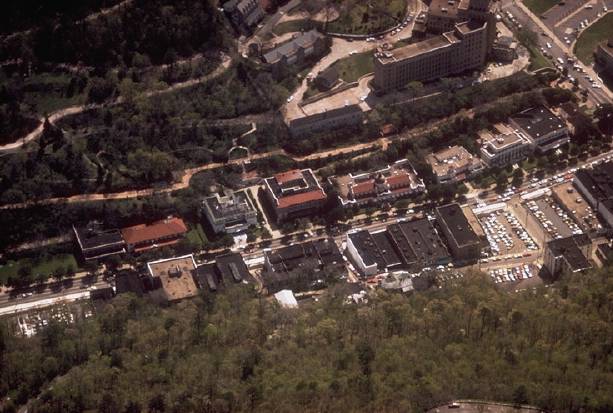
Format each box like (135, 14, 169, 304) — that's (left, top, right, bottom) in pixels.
(0, 53, 233, 152)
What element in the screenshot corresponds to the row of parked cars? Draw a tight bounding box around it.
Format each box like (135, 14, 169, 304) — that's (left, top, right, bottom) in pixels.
(489, 264, 534, 284)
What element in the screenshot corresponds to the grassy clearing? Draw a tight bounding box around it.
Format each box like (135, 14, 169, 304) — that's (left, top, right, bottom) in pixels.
(527, 45, 552, 71)
(0, 254, 79, 284)
(186, 224, 207, 249)
(523, 0, 559, 15)
(330, 51, 374, 83)
(326, 0, 406, 34)
(273, 19, 322, 36)
(22, 73, 86, 115)
(574, 13, 613, 65)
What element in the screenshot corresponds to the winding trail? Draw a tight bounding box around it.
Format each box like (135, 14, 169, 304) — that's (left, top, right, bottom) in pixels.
(0, 53, 233, 152)
(0, 104, 469, 210)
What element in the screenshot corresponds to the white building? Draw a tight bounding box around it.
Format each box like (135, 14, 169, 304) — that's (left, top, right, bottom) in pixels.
(202, 189, 258, 234)
(479, 123, 532, 167)
(426, 145, 485, 184)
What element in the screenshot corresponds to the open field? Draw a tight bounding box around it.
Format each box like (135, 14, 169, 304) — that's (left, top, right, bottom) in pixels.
(330, 51, 374, 82)
(523, 0, 559, 15)
(574, 13, 613, 64)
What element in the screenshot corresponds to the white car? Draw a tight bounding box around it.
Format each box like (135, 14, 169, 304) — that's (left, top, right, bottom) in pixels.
(286, 95, 294, 103)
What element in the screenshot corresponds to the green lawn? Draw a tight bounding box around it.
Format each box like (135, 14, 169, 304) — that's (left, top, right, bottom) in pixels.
(0, 254, 79, 284)
(326, 0, 407, 35)
(22, 73, 86, 115)
(527, 45, 553, 71)
(186, 224, 207, 249)
(574, 13, 613, 65)
(523, 0, 559, 15)
(273, 19, 322, 36)
(330, 51, 374, 83)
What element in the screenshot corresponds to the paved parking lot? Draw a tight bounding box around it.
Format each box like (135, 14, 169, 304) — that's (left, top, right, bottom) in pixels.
(487, 263, 538, 284)
(543, 0, 589, 24)
(526, 196, 583, 238)
(544, 0, 613, 46)
(551, 181, 603, 232)
(478, 209, 538, 260)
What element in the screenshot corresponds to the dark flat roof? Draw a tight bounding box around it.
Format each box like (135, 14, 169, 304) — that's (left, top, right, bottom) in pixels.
(436, 203, 480, 247)
(74, 225, 124, 250)
(510, 106, 566, 140)
(398, 218, 450, 266)
(547, 234, 591, 272)
(216, 252, 252, 283)
(265, 238, 343, 274)
(575, 161, 613, 201)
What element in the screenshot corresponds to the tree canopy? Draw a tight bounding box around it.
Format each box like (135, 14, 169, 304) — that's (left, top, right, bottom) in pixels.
(2, 268, 612, 412)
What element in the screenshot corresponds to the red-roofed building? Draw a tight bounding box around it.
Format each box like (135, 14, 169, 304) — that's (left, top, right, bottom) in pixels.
(264, 168, 328, 222)
(121, 217, 188, 253)
(329, 159, 426, 208)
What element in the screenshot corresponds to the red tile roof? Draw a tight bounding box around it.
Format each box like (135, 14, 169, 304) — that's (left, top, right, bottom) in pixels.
(121, 217, 188, 246)
(352, 180, 375, 195)
(275, 169, 303, 185)
(386, 173, 413, 187)
(277, 189, 326, 209)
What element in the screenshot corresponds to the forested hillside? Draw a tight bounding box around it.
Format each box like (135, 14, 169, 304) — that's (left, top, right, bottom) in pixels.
(1, 269, 612, 413)
(1, 0, 226, 67)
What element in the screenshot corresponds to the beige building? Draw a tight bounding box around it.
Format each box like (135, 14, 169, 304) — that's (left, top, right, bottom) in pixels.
(330, 159, 426, 208)
(426, 145, 484, 184)
(147, 255, 199, 302)
(373, 20, 488, 92)
(479, 123, 532, 168)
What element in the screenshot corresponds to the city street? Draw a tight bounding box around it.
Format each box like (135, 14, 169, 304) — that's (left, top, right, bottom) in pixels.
(501, 0, 612, 106)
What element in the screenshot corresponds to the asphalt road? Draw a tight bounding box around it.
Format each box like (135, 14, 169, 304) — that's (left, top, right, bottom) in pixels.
(501, 0, 612, 106)
(0, 275, 110, 309)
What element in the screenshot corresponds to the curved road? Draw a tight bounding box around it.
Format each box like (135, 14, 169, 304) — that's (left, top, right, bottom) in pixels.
(0, 53, 233, 152)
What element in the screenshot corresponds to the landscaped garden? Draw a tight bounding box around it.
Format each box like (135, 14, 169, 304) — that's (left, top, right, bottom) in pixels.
(326, 0, 407, 34)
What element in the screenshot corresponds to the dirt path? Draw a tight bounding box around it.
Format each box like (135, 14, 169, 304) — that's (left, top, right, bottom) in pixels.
(0, 108, 458, 210)
(0, 53, 232, 152)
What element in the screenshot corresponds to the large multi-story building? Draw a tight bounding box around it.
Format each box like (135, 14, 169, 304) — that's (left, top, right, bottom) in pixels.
(346, 218, 451, 276)
(435, 203, 482, 263)
(263, 169, 328, 223)
(287, 104, 364, 138)
(223, 0, 265, 35)
(574, 161, 613, 229)
(426, 145, 485, 184)
(202, 190, 258, 234)
(595, 38, 613, 77)
(543, 234, 591, 277)
(262, 30, 327, 78)
(262, 239, 345, 293)
(479, 123, 532, 168)
(373, 20, 489, 92)
(330, 159, 426, 208)
(509, 106, 570, 153)
(73, 222, 126, 261)
(426, 0, 495, 41)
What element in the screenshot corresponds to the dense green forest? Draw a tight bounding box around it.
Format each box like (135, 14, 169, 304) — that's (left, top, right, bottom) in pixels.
(1, 269, 612, 412)
(1, 0, 225, 67)
(1, 0, 122, 35)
